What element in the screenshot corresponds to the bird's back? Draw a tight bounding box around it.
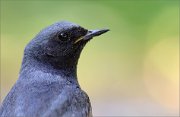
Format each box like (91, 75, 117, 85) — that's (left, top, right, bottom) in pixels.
(0, 74, 92, 117)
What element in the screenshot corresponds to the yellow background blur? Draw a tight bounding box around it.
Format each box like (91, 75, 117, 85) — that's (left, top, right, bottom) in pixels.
(0, 0, 179, 116)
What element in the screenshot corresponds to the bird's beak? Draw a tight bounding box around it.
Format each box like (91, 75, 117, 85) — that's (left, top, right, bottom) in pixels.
(74, 29, 109, 44)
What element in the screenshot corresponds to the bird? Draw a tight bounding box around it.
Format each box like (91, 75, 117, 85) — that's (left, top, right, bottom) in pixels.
(0, 21, 109, 117)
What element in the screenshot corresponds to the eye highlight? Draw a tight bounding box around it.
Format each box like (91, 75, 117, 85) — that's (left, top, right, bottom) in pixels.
(58, 33, 69, 42)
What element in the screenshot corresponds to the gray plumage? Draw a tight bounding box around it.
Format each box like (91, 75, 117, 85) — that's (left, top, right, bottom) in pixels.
(0, 21, 109, 117)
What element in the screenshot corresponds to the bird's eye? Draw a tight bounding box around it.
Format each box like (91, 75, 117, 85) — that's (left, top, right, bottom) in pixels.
(58, 33, 69, 41)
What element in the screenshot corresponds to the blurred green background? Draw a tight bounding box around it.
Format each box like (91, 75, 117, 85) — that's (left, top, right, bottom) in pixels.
(0, 0, 179, 116)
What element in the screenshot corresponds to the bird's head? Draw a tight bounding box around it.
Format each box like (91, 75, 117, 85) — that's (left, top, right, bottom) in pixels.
(24, 21, 109, 69)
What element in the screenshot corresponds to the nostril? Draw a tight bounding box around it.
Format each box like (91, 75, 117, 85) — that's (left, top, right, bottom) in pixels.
(46, 53, 54, 58)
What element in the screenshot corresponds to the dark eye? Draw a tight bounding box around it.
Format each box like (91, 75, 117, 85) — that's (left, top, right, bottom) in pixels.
(58, 33, 69, 41)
